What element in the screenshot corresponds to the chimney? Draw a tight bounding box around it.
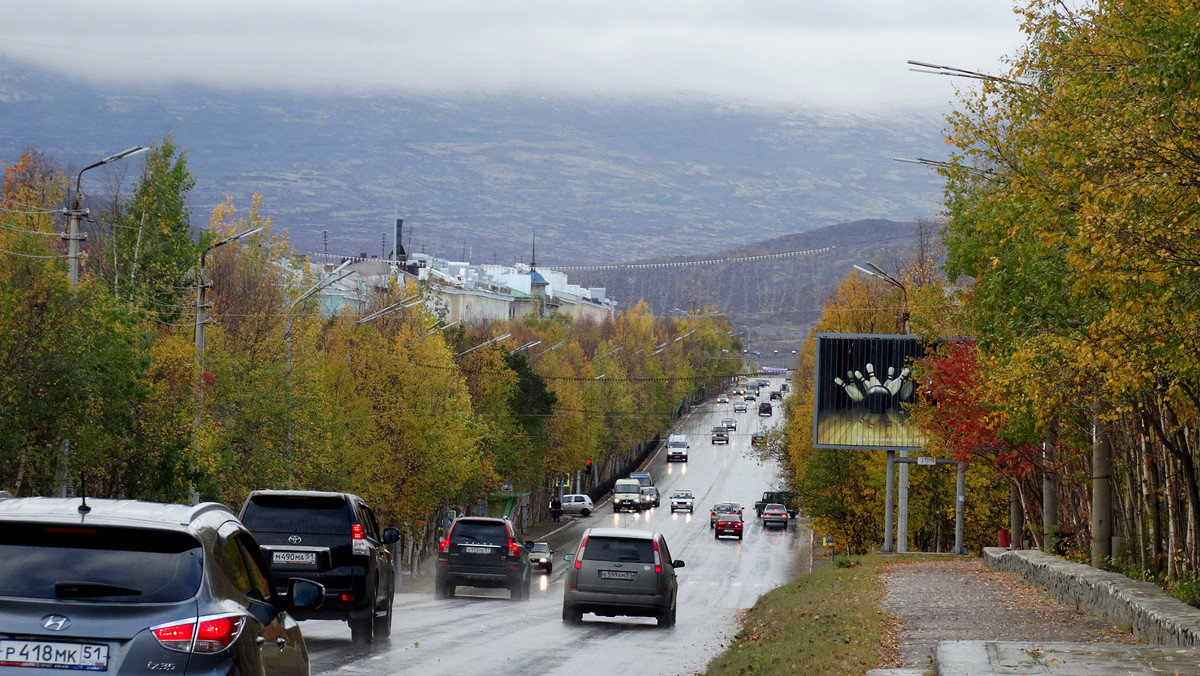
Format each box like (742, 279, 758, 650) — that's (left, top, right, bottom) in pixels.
(393, 218, 407, 262)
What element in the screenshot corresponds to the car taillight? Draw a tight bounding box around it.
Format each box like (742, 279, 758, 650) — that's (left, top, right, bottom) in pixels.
(573, 536, 588, 569)
(152, 614, 245, 654)
(351, 524, 364, 540)
(652, 539, 663, 574)
(508, 537, 520, 557)
(438, 536, 451, 554)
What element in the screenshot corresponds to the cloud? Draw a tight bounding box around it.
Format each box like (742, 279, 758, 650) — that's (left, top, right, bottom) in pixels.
(1, 0, 1024, 108)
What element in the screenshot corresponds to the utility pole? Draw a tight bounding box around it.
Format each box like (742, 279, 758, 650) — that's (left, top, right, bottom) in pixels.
(64, 146, 148, 289)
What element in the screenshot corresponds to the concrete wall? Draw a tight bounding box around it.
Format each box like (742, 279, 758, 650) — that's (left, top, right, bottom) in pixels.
(984, 547, 1200, 646)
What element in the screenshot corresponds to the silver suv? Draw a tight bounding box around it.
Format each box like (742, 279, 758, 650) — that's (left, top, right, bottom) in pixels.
(562, 527, 684, 627)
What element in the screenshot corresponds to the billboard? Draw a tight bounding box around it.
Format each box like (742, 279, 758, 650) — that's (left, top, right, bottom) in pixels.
(813, 333, 927, 450)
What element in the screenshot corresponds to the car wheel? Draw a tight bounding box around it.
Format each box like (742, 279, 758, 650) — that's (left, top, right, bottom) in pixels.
(374, 587, 394, 639)
(657, 602, 676, 628)
(738, 533, 743, 540)
(435, 577, 453, 599)
(714, 531, 719, 539)
(350, 612, 374, 643)
(562, 603, 583, 624)
(581, 508, 590, 517)
(546, 563, 553, 574)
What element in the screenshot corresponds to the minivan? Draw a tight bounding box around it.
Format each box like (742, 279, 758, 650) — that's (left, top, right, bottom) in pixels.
(562, 527, 684, 627)
(613, 479, 643, 512)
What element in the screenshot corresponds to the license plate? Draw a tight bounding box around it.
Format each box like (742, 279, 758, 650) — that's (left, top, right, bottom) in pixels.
(273, 551, 316, 565)
(463, 546, 491, 555)
(599, 570, 635, 581)
(0, 640, 109, 671)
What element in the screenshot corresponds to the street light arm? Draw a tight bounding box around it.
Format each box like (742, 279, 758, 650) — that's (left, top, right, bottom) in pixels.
(73, 146, 149, 208)
(291, 259, 353, 309)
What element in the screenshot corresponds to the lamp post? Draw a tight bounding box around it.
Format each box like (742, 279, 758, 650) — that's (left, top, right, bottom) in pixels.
(853, 262, 911, 552)
(64, 146, 148, 289)
(194, 227, 263, 429)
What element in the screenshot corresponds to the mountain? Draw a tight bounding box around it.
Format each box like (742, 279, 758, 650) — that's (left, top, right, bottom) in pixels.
(566, 218, 925, 357)
(0, 57, 949, 269)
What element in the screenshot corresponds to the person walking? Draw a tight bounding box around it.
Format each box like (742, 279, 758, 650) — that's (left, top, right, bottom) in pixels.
(550, 497, 562, 522)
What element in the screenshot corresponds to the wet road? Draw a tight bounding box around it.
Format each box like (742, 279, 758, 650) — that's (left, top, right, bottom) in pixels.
(305, 378, 811, 676)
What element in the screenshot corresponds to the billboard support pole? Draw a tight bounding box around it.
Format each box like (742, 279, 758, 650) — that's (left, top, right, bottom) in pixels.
(898, 449, 909, 553)
(954, 461, 967, 555)
(883, 450, 895, 553)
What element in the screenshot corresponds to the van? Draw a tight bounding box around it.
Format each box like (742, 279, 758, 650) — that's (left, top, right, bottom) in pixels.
(613, 478, 644, 512)
(666, 434, 689, 462)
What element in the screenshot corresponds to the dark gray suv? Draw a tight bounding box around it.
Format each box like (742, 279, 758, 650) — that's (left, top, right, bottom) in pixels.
(0, 496, 323, 675)
(238, 490, 399, 643)
(435, 517, 532, 600)
(562, 527, 684, 627)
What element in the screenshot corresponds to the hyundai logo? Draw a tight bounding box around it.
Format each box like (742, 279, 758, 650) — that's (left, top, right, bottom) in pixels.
(288, 535, 302, 544)
(41, 615, 70, 631)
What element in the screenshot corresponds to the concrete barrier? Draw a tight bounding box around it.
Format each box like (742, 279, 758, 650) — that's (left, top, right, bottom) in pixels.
(984, 547, 1200, 646)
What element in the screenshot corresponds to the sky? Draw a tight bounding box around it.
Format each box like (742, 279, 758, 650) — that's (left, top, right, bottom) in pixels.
(0, 1, 1027, 110)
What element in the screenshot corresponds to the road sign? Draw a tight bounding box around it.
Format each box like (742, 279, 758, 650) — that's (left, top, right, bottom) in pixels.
(821, 535, 834, 547)
(917, 456, 936, 466)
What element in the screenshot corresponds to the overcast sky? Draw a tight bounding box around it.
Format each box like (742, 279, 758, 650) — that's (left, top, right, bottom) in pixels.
(1, 1, 1025, 110)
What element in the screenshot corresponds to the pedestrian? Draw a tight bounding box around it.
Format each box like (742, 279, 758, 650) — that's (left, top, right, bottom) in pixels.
(550, 497, 562, 522)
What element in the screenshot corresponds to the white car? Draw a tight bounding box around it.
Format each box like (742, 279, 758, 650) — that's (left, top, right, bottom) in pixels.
(670, 490, 695, 513)
(716, 394, 729, 404)
(560, 494, 594, 517)
(733, 402, 748, 413)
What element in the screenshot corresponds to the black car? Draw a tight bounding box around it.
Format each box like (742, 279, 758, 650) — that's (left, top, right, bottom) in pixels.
(238, 490, 399, 643)
(435, 516, 533, 600)
(0, 496, 324, 675)
(759, 402, 773, 416)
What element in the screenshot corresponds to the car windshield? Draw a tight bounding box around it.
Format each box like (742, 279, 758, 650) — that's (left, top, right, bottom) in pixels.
(583, 537, 654, 563)
(713, 504, 732, 513)
(530, 543, 550, 554)
(672, 492, 692, 499)
(0, 523, 203, 603)
(713, 427, 726, 433)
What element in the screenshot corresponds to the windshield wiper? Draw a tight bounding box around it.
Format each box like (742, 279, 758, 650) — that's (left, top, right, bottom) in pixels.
(56, 581, 143, 598)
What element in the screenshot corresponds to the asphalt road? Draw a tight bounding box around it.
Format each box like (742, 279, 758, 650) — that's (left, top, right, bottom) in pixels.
(303, 377, 811, 676)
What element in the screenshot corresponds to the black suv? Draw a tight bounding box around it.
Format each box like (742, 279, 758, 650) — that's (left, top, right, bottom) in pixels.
(239, 490, 399, 643)
(435, 516, 532, 600)
(0, 496, 324, 675)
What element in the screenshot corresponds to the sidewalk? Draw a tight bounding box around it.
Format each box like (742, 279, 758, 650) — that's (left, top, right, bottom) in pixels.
(870, 556, 1187, 675)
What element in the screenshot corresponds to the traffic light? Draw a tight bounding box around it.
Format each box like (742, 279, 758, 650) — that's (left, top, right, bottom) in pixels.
(584, 459, 593, 475)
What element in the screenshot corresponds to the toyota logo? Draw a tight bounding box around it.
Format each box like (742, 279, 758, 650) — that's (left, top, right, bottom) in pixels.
(41, 615, 70, 631)
(288, 535, 302, 544)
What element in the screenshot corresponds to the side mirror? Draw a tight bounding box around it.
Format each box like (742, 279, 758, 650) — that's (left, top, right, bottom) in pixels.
(525, 540, 534, 549)
(672, 560, 685, 568)
(382, 527, 401, 544)
(564, 554, 575, 563)
(286, 578, 325, 612)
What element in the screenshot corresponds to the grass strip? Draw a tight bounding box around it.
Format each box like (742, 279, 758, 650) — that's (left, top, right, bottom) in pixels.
(702, 554, 893, 676)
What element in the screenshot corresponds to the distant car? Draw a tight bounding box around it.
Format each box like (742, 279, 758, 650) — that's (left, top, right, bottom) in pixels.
(770, 390, 782, 401)
(744, 391, 757, 401)
(561, 493, 594, 517)
(716, 393, 729, 404)
(758, 379, 770, 388)
(711, 426, 730, 444)
(733, 402, 748, 413)
(722, 417, 737, 432)
(759, 402, 773, 416)
(709, 501, 743, 528)
(562, 528, 684, 627)
(761, 503, 789, 529)
(670, 490, 695, 513)
(435, 516, 533, 600)
(0, 496, 326, 675)
(529, 541, 554, 573)
(641, 485, 660, 508)
(714, 512, 744, 540)
(781, 383, 790, 392)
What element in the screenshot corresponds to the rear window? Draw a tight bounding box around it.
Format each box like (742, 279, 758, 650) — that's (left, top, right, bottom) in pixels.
(583, 537, 654, 564)
(240, 494, 350, 535)
(450, 521, 509, 545)
(0, 523, 203, 603)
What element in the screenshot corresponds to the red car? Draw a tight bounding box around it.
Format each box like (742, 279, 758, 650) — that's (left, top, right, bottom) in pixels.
(714, 512, 744, 540)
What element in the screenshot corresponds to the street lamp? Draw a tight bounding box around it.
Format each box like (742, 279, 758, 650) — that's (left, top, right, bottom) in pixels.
(455, 333, 511, 359)
(853, 263, 909, 333)
(65, 146, 148, 289)
(194, 226, 263, 411)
